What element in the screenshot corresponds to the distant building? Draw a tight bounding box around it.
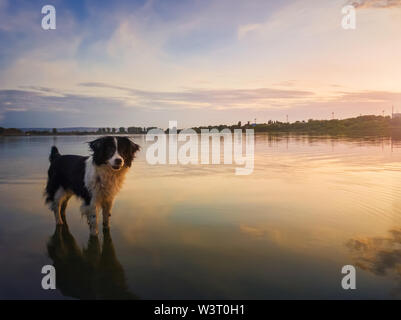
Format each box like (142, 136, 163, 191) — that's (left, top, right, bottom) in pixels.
(393, 113, 401, 119)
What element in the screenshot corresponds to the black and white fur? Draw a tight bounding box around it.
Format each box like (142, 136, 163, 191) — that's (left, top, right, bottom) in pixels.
(45, 136, 140, 235)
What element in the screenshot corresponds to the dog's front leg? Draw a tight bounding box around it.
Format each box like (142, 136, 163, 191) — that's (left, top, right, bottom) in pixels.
(101, 200, 113, 228)
(88, 206, 99, 236)
(51, 201, 63, 225)
(81, 204, 99, 236)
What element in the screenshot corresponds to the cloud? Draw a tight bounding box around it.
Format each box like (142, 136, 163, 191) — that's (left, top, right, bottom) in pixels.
(79, 82, 315, 110)
(347, 228, 401, 297)
(0, 0, 400, 127)
(237, 24, 262, 39)
(0, 84, 285, 126)
(349, 0, 401, 8)
(0, 88, 129, 127)
(335, 90, 401, 103)
(0, 83, 316, 126)
(1, 83, 400, 128)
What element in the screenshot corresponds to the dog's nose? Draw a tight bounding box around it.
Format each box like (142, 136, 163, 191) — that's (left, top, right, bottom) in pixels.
(114, 158, 122, 166)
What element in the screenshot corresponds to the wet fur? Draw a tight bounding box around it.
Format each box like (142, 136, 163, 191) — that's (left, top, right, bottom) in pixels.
(45, 136, 140, 235)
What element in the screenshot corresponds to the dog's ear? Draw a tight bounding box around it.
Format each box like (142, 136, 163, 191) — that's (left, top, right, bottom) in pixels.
(88, 137, 104, 153)
(130, 140, 140, 157)
(119, 137, 140, 167)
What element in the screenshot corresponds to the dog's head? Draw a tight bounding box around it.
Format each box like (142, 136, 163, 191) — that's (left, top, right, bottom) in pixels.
(89, 136, 140, 170)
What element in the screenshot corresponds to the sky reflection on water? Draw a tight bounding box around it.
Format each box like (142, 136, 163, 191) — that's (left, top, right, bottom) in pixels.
(1, 134, 401, 299)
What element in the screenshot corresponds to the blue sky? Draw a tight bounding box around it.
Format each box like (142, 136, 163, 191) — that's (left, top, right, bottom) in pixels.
(0, 0, 401, 128)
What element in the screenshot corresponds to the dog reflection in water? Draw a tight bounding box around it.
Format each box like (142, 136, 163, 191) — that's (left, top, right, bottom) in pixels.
(47, 223, 136, 300)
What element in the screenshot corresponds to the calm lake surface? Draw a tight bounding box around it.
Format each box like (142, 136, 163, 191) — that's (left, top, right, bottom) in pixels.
(1, 134, 401, 299)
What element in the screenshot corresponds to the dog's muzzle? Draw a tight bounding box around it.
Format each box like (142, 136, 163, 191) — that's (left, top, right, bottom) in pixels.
(111, 158, 123, 170)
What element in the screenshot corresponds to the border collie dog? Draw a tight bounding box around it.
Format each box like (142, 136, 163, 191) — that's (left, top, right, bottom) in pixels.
(45, 136, 140, 235)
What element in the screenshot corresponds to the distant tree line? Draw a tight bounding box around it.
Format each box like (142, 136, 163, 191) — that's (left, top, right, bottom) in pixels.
(0, 126, 155, 136)
(191, 115, 401, 136)
(96, 126, 148, 134)
(2, 116, 401, 136)
(0, 127, 24, 135)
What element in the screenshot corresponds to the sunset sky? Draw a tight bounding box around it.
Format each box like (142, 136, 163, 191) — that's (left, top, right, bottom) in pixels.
(0, 0, 401, 128)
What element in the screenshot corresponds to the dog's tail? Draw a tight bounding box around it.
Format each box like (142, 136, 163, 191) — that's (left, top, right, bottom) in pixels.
(49, 146, 61, 162)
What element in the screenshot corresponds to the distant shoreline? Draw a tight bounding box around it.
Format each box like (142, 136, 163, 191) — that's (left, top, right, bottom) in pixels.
(2, 115, 401, 137)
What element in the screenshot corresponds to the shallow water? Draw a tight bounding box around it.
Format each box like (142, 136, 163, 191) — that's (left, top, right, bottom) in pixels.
(1, 134, 401, 299)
